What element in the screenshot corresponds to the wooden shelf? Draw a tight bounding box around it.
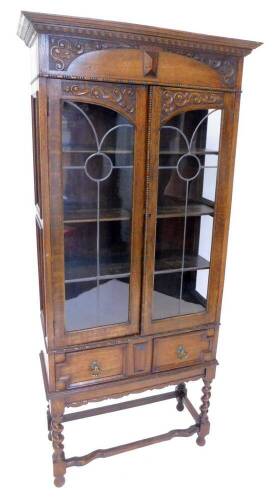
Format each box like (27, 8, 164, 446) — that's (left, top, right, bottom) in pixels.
(157, 203, 214, 218)
(155, 254, 210, 274)
(63, 165, 133, 170)
(159, 149, 219, 155)
(64, 208, 131, 223)
(65, 259, 130, 283)
(65, 253, 209, 283)
(62, 148, 218, 155)
(63, 148, 132, 154)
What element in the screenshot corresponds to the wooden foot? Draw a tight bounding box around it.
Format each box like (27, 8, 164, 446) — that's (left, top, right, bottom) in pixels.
(196, 378, 212, 446)
(51, 400, 66, 487)
(175, 383, 187, 412)
(54, 475, 65, 488)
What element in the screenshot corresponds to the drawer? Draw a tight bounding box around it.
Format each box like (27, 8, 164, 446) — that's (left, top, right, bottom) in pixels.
(56, 345, 126, 389)
(152, 330, 213, 373)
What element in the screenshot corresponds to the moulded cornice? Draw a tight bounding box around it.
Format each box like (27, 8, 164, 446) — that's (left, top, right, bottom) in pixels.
(17, 11, 262, 57)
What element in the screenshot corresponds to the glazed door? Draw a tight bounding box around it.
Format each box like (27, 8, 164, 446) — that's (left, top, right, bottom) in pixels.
(142, 86, 235, 335)
(48, 80, 147, 347)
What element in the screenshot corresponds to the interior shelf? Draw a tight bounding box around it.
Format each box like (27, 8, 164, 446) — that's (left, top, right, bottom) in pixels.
(63, 165, 133, 170)
(65, 253, 209, 283)
(159, 149, 219, 155)
(64, 208, 131, 223)
(63, 148, 133, 154)
(62, 148, 218, 155)
(65, 259, 130, 283)
(155, 254, 210, 274)
(157, 203, 214, 218)
(65, 203, 215, 223)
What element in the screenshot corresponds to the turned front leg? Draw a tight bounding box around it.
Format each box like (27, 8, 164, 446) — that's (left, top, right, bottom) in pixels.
(51, 400, 66, 487)
(196, 378, 212, 446)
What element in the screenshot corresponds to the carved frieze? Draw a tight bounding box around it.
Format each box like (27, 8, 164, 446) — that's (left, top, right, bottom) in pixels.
(64, 371, 203, 407)
(49, 35, 238, 87)
(161, 89, 224, 121)
(50, 36, 130, 71)
(62, 81, 136, 120)
(174, 51, 237, 86)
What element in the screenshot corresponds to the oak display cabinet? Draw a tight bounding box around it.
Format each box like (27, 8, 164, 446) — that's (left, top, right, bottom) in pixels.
(18, 11, 261, 486)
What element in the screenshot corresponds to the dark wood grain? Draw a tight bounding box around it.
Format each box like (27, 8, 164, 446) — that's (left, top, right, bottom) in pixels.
(63, 389, 181, 422)
(175, 382, 187, 412)
(18, 12, 260, 486)
(196, 377, 212, 446)
(65, 425, 198, 467)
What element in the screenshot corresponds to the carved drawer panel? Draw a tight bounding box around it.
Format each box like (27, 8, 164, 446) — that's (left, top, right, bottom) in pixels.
(56, 345, 126, 389)
(152, 330, 214, 373)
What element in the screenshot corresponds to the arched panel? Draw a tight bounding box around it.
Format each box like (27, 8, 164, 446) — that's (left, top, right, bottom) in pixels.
(61, 81, 137, 123)
(68, 48, 226, 89)
(160, 89, 224, 125)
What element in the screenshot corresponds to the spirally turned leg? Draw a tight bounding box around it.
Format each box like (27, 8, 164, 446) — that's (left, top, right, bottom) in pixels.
(51, 400, 66, 487)
(196, 379, 212, 446)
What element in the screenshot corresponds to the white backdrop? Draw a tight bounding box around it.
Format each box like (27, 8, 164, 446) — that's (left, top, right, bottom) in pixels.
(1, 1, 271, 498)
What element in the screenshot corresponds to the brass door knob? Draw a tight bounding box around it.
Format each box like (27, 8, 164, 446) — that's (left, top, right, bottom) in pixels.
(176, 345, 188, 360)
(90, 360, 101, 377)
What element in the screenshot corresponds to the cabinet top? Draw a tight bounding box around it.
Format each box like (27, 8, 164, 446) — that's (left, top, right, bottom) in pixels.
(18, 11, 261, 56)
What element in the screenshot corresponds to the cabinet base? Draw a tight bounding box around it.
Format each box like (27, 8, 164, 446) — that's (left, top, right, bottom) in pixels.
(47, 378, 213, 486)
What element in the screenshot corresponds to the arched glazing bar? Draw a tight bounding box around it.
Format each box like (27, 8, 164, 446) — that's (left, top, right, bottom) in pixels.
(62, 101, 135, 330)
(152, 108, 222, 320)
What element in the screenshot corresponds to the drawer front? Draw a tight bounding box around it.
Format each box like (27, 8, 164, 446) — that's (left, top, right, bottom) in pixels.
(56, 345, 126, 389)
(152, 330, 213, 373)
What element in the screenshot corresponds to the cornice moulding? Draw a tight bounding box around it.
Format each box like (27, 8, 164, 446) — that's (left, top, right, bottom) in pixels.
(17, 11, 262, 56)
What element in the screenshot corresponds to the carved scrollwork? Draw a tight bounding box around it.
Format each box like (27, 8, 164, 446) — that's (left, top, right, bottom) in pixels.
(49, 36, 130, 71)
(50, 38, 84, 70)
(62, 81, 136, 120)
(161, 89, 224, 121)
(65, 370, 203, 407)
(49, 35, 238, 87)
(66, 400, 91, 408)
(175, 51, 237, 86)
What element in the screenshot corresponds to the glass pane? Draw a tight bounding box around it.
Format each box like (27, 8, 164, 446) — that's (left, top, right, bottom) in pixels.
(63, 168, 133, 221)
(154, 215, 212, 273)
(65, 277, 130, 331)
(202, 167, 217, 202)
(152, 108, 221, 320)
(62, 101, 134, 331)
(153, 272, 206, 320)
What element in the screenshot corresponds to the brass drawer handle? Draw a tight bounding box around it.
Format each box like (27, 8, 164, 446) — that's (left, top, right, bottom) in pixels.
(90, 360, 101, 377)
(176, 345, 188, 360)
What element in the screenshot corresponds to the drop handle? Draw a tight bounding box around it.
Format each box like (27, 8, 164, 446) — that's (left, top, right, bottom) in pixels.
(90, 360, 101, 377)
(176, 345, 188, 360)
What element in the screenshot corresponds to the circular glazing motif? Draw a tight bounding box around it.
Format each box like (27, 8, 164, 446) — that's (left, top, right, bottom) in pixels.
(177, 153, 201, 181)
(84, 152, 113, 182)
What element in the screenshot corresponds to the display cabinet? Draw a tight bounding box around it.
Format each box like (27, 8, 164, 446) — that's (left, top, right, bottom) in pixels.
(18, 11, 261, 486)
